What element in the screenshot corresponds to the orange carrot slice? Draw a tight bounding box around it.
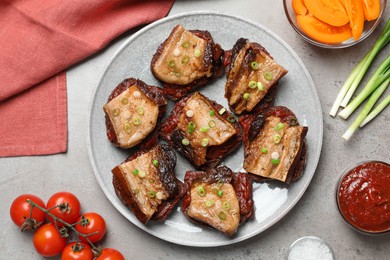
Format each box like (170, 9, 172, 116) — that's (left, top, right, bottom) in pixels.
(292, 0, 308, 15)
(344, 0, 365, 40)
(303, 0, 349, 26)
(361, 0, 381, 21)
(297, 14, 353, 43)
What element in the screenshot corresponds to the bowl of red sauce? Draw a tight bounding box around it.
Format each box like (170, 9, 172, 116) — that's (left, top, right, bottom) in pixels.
(336, 161, 390, 234)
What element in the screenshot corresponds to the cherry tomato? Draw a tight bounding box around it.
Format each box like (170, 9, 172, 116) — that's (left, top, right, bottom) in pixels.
(46, 192, 81, 226)
(10, 194, 46, 231)
(61, 242, 94, 260)
(33, 223, 66, 257)
(96, 248, 125, 260)
(75, 212, 106, 243)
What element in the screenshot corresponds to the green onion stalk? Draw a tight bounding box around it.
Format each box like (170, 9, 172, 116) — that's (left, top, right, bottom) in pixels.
(360, 93, 390, 127)
(342, 78, 390, 141)
(330, 17, 390, 117)
(338, 54, 390, 120)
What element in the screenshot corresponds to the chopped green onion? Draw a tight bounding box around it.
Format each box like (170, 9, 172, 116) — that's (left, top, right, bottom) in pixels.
(205, 200, 214, 208)
(201, 138, 209, 147)
(227, 115, 236, 123)
(274, 134, 281, 144)
(274, 122, 285, 131)
(257, 82, 264, 91)
(181, 138, 190, 146)
(219, 108, 226, 115)
(132, 169, 139, 176)
(133, 117, 141, 126)
(264, 72, 273, 81)
(138, 170, 146, 178)
(188, 121, 196, 134)
(156, 191, 163, 200)
(153, 160, 159, 167)
(243, 93, 250, 100)
(261, 147, 268, 154)
(272, 158, 280, 165)
(217, 190, 223, 197)
(208, 120, 216, 128)
(209, 110, 215, 116)
(148, 190, 156, 198)
(136, 107, 144, 116)
(223, 201, 230, 210)
(218, 211, 227, 220)
(330, 18, 390, 116)
(200, 126, 209, 133)
(194, 49, 201, 58)
(197, 185, 206, 197)
(289, 118, 298, 126)
(112, 108, 120, 116)
(248, 80, 257, 89)
(186, 110, 194, 117)
(181, 41, 190, 48)
(181, 55, 190, 64)
(124, 123, 132, 133)
(168, 59, 176, 67)
(121, 97, 128, 105)
(251, 61, 259, 70)
(217, 180, 224, 187)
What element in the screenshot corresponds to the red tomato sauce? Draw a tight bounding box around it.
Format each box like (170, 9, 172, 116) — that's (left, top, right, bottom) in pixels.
(337, 161, 390, 233)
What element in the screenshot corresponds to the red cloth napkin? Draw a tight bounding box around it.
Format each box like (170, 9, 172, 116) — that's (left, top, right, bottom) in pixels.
(0, 0, 174, 157)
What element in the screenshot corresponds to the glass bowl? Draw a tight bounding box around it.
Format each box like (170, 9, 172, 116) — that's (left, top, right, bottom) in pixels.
(283, 0, 387, 48)
(287, 236, 334, 260)
(336, 161, 390, 235)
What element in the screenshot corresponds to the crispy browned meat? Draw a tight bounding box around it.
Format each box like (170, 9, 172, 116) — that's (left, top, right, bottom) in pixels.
(239, 106, 308, 183)
(182, 165, 254, 236)
(160, 92, 242, 169)
(112, 143, 186, 224)
(151, 24, 224, 100)
(103, 78, 167, 150)
(224, 38, 288, 115)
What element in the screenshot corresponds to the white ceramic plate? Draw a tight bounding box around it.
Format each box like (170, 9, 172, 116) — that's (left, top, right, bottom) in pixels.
(87, 11, 323, 247)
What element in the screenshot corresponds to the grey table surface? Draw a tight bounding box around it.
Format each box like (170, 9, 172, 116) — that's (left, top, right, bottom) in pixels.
(1, 0, 389, 259)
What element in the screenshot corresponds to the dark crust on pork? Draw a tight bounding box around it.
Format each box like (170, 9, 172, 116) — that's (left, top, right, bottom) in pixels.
(112, 143, 186, 224)
(224, 38, 284, 115)
(239, 106, 308, 184)
(181, 165, 254, 233)
(159, 92, 243, 169)
(104, 78, 167, 150)
(151, 25, 224, 100)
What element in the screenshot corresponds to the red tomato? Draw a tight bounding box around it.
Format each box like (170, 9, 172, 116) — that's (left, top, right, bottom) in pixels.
(10, 194, 46, 231)
(96, 248, 125, 260)
(61, 242, 94, 260)
(33, 223, 67, 257)
(46, 192, 81, 226)
(75, 212, 106, 243)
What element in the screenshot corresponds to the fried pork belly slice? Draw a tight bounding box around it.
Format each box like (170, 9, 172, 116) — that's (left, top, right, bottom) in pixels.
(239, 106, 308, 183)
(112, 143, 186, 224)
(151, 24, 224, 100)
(160, 92, 242, 169)
(103, 78, 167, 149)
(224, 38, 288, 115)
(182, 165, 254, 236)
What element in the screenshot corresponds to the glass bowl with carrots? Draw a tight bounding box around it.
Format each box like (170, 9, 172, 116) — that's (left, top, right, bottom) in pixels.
(283, 0, 387, 48)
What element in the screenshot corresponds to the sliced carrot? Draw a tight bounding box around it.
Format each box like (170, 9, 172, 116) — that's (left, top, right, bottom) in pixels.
(303, 0, 349, 26)
(292, 0, 308, 15)
(297, 14, 353, 43)
(344, 0, 365, 40)
(361, 0, 381, 21)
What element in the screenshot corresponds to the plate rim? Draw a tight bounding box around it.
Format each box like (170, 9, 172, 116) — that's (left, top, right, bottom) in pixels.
(86, 10, 323, 247)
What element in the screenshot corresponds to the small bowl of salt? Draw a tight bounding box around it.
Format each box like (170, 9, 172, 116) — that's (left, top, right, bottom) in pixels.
(287, 236, 334, 260)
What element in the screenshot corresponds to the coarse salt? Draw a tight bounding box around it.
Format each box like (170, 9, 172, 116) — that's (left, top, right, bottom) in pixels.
(288, 237, 334, 260)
